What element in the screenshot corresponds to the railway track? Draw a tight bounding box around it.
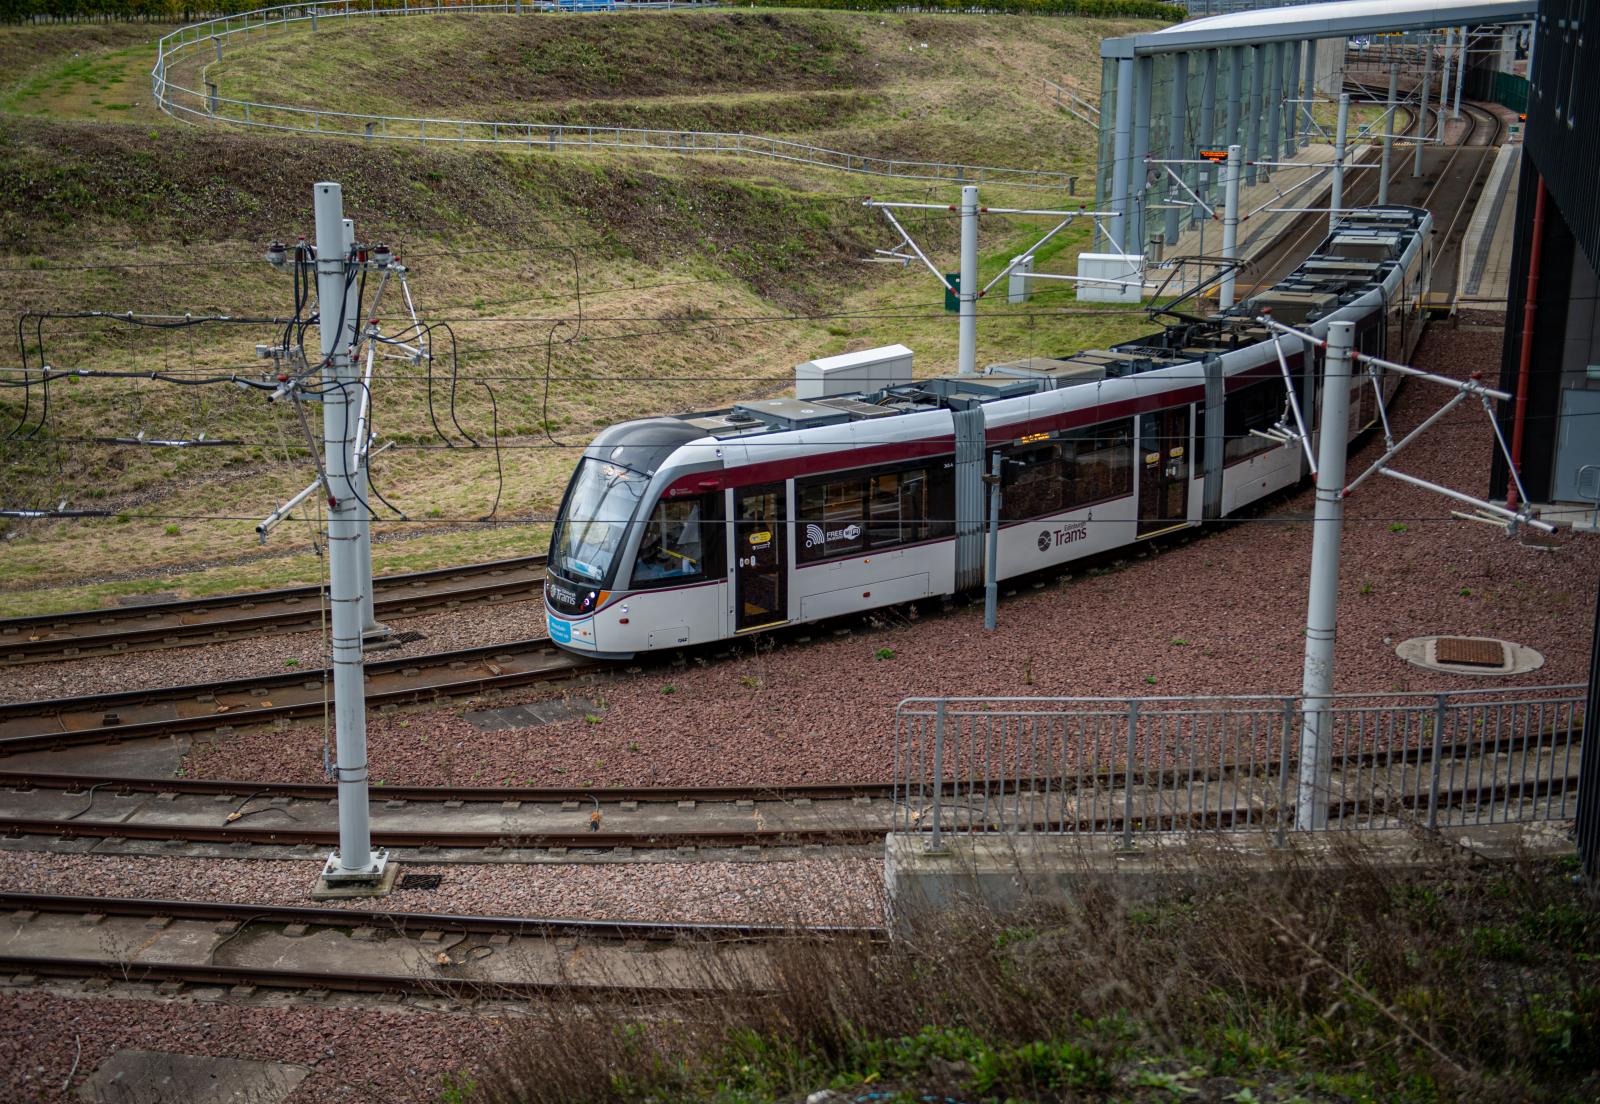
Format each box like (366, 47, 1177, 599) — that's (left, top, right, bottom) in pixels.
(0, 892, 880, 1005)
(0, 715, 1577, 857)
(0, 554, 546, 665)
(0, 637, 596, 755)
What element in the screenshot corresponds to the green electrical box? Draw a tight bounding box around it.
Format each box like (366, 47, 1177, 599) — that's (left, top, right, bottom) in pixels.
(944, 273, 961, 312)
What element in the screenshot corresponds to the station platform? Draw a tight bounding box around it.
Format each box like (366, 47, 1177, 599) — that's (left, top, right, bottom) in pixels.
(1455, 141, 1521, 310)
(1145, 139, 1377, 294)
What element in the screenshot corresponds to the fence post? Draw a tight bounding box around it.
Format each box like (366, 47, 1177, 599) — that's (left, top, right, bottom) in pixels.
(213, 34, 222, 62)
(206, 82, 218, 115)
(1427, 694, 1447, 830)
(1276, 697, 1296, 846)
(928, 700, 947, 852)
(311, 8, 318, 32)
(1122, 700, 1139, 849)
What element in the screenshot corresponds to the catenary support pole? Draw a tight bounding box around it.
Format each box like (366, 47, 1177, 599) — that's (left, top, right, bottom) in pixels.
(1199, 49, 1219, 216)
(1329, 92, 1350, 233)
(984, 451, 1002, 632)
(1454, 25, 1467, 118)
(1379, 63, 1398, 206)
(1109, 55, 1135, 254)
(340, 218, 382, 643)
(958, 185, 979, 375)
(1219, 144, 1241, 309)
(1439, 28, 1454, 128)
(313, 182, 385, 887)
(1414, 40, 1432, 178)
(1297, 320, 1354, 832)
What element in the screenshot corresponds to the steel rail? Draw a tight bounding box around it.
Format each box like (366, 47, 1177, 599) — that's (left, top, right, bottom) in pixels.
(0, 637, 598, 754)
(0, 954, 746, 1002)
(0, 891, 884, 940)
(0, 816, 886, 850)
(0, 554, 546, 664)
(0, 771, 897, 805)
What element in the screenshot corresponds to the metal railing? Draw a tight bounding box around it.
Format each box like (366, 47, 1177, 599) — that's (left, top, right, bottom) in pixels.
(893, 685, 1585, 848)
(151, 2, 1076, 192)
(1039, 75, 1100, 128)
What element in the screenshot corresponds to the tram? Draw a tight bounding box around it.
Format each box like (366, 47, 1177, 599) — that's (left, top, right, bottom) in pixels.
(544, 206, 1433, 658)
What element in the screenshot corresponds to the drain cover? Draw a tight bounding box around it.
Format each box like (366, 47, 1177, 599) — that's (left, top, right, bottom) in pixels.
(398, 873, 443, 890)
(1395, 635, 1544, 677)
(1435, 636, 1505, 667)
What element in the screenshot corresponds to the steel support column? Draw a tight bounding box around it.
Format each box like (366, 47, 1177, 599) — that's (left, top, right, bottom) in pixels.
(1198, 49, 1219, 218)
(1131, 55, 1154, 256)
(1165, 51, 1189, 248)
(1264, 43, 1284, 177)
(1300, 39, 1317, 149)
(1284, 40, 1302, 155)
(1245, 45, 1264, 186)
(1225, 44, 1244, 156)
(1109, 55, 1135, 254)
(1454, 25, 1468, 118)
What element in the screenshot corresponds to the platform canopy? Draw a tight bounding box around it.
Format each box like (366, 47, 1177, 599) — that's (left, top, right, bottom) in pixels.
(1102, 0, 1539, 58)
(1094, 0, 1538, 261)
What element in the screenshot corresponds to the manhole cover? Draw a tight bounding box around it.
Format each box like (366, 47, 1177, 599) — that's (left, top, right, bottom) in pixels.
(398, 873, 443, 890)
(1435, 636, 1505, 667)
(1395, 635, 1544, 677)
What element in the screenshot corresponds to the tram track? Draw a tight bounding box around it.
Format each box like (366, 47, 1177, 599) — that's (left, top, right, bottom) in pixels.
(0, 637, 596, 755)
(0, 892, 881, 1006)
(0, 717, 1578, 859)
(0, 554, 547, 665)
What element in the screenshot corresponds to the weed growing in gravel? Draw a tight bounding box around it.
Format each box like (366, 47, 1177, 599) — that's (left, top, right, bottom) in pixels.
(739, 674, 762, 690)
(1390, 523, 1409, 533)
(874, 647, 895, 661)
(284, 658, 299, 668)
(661, 684, 676, 695)
(472, 846, 1600, 1104)
(584, 713, 602, 725)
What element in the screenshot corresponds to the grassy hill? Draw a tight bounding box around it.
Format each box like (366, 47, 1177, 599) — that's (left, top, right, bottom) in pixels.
(0, 9, 1159, 614)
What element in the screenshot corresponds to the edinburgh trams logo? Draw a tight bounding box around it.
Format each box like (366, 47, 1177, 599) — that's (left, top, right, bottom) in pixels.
(1039, 520, 1089, 550)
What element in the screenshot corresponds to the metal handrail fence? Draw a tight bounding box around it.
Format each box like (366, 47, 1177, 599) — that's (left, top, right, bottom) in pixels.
(893, 685, 1585, 848)
(1038, 75, 1100, 128)
(151, 2, 1077, 191)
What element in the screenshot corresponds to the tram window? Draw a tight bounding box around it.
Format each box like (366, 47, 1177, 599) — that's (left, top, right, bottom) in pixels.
(630, 494, 721, 588)
(1064, 418, 1133, 506)
(1223, 378, 1282, 464)
(1001, 444, 1063, 521)
(799, 462, 944, 562)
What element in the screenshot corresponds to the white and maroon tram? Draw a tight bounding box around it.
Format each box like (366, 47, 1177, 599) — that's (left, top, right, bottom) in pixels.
(544, 206, 1433, 658)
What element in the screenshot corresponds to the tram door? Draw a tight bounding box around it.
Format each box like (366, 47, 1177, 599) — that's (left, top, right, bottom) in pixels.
(733, 484, 787, 631)
(1137, 407, 1191, 537)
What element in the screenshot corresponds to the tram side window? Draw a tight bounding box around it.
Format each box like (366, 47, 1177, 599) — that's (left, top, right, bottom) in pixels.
(798, 462, 948, 563)
(631, 494, 721, 588)
(1064, 418, 1134, 506)
(1001, 444, 1063, 521)
(1223, 378, 1282, 464)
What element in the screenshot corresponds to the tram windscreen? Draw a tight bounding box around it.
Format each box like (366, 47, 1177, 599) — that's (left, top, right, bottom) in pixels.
(550, 459, 648, 585)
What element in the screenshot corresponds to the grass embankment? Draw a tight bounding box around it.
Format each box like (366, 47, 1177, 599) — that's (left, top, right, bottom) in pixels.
(466, 849, 1599, 1104)
(0, 11, 1158, 607)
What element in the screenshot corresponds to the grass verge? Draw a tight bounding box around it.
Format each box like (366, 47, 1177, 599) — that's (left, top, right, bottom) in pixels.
(467, 842, 1599, 1104)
